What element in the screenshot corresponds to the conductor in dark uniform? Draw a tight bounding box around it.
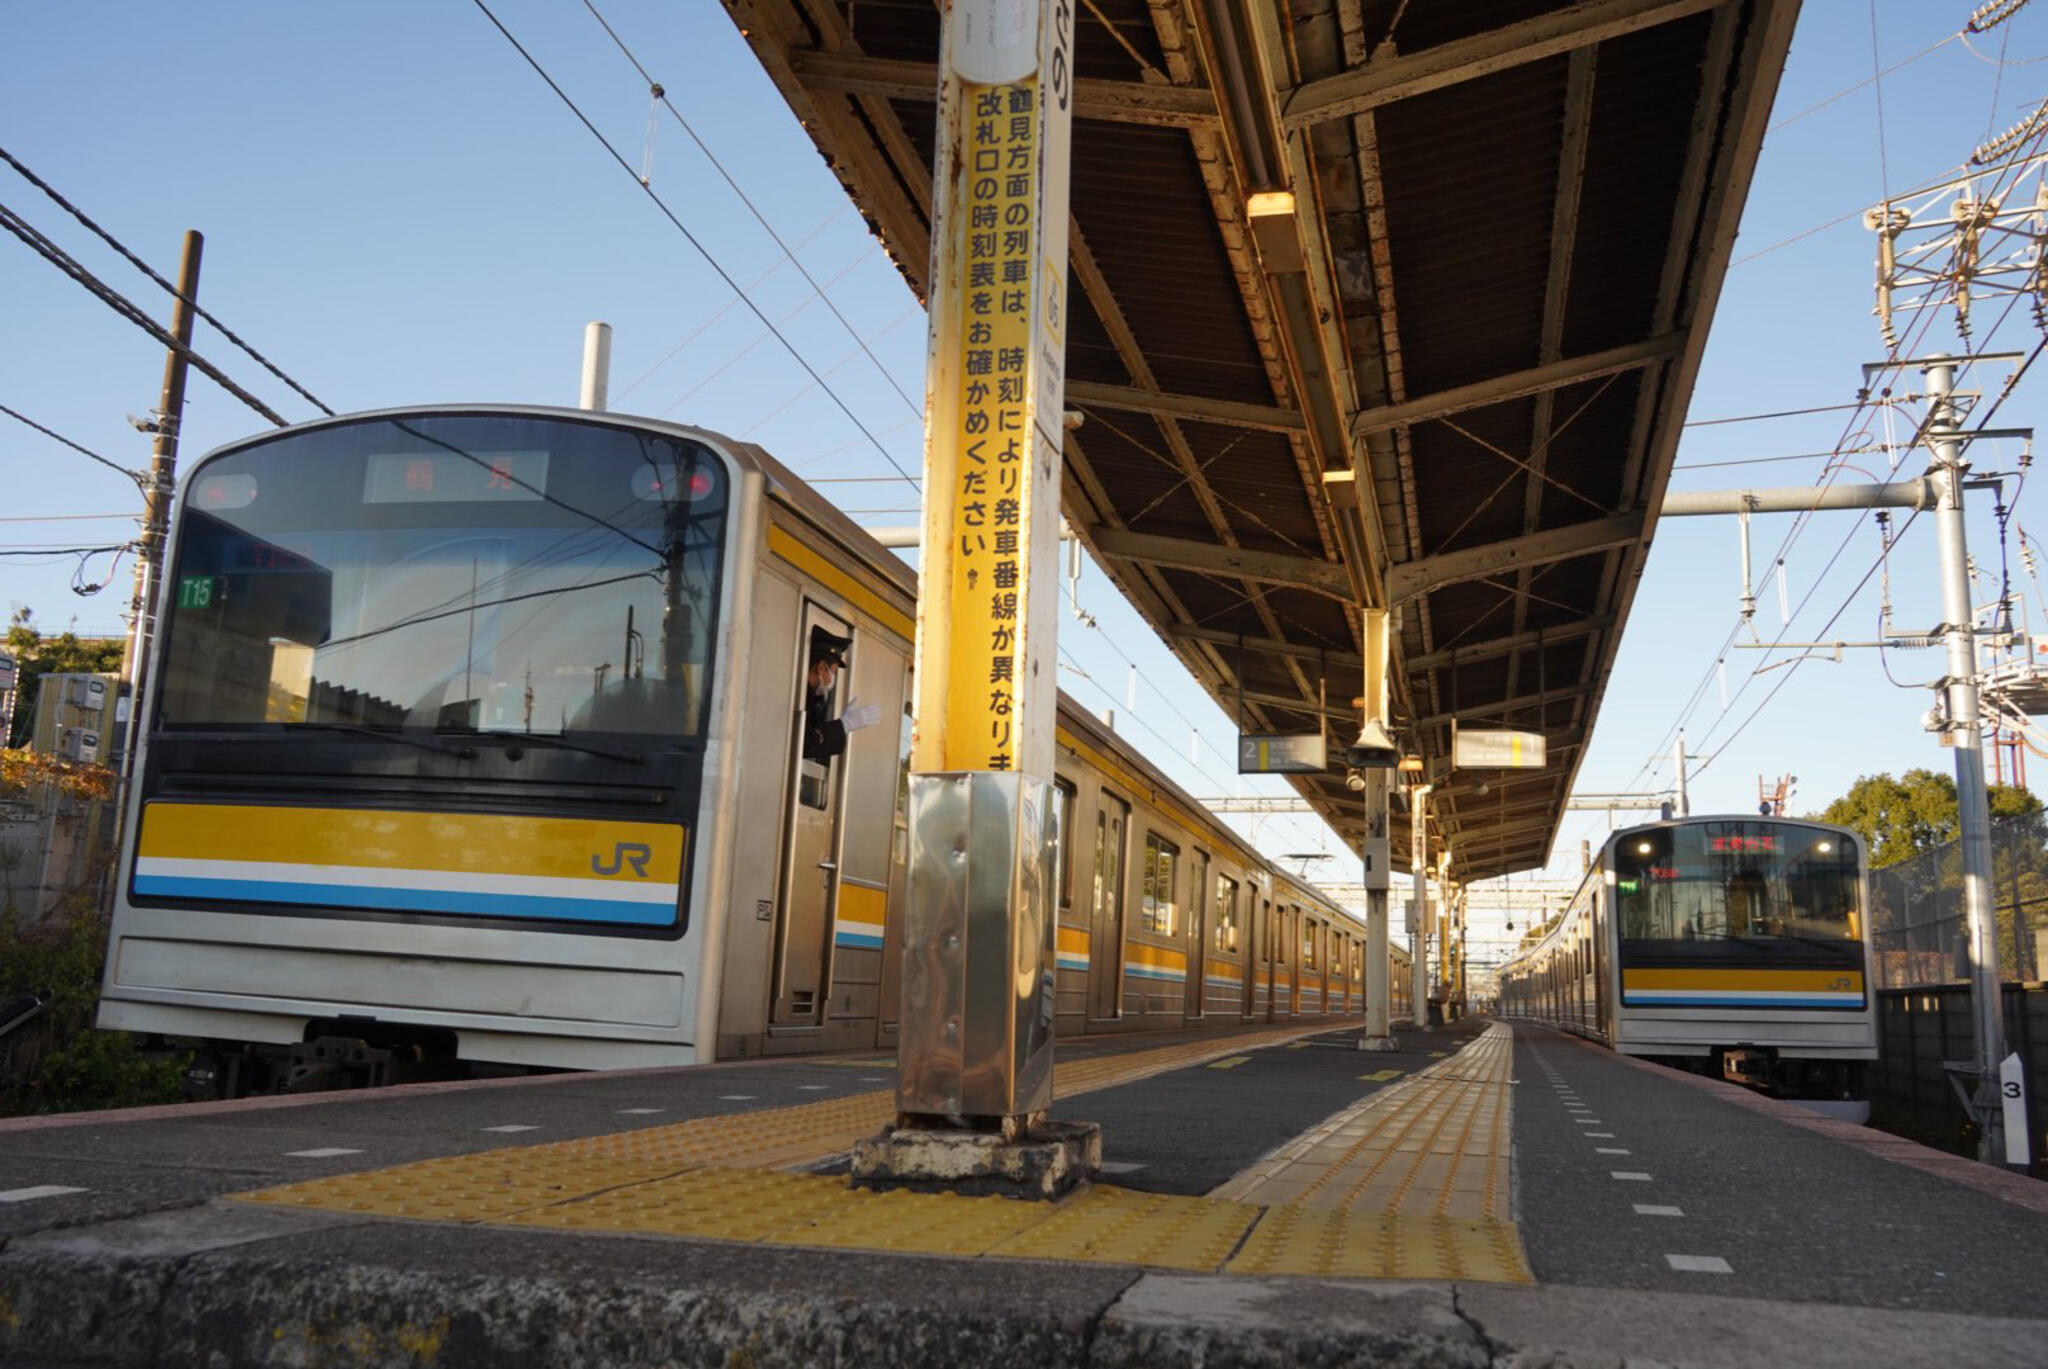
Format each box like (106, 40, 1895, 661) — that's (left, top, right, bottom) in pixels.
(803, 630, 879, 761)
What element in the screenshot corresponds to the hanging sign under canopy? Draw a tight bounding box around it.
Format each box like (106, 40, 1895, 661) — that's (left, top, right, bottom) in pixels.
(1451, 724, 1546, 770)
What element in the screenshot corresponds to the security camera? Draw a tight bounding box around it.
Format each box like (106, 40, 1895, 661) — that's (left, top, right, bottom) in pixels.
(1344, 718, 1399, 769)
(1345, 767, 1366, 792)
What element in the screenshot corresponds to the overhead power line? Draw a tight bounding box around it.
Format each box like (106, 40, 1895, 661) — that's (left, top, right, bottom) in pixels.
(0, 144, 334, 418)
(579, 0, 925, 426)
(0, 203, 288, 426)
(467, 0, 921, 493)
(0, 402, 144, 486)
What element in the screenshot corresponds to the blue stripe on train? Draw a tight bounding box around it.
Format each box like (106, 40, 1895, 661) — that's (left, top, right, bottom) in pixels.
(1624, 993, 1862, 1008)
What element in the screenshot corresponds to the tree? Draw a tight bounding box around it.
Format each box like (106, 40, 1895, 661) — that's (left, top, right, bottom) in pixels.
(1815, 768, 2040, 868)
(4, 609, 125, 749)
(1818, 769, 2048, 979)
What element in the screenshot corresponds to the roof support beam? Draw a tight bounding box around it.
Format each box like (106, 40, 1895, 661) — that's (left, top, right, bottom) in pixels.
(1408, 616, 1614, 673)
(1087, 526, 1352, 597)
(1066, 380, 1307, 434)
(1233, 688, 1349, 721)
(1350, 334, 1684, 439)
(789, 50, 1220, 128)
(1387, 513, 1645, 603)
(1167, 625, 1363, 671)
(1412, 684, 1595, 731)
(1281, 0, 1723, 130)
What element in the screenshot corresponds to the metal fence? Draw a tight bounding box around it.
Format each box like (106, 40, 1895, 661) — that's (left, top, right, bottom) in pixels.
(1866, 814, 2047, 989)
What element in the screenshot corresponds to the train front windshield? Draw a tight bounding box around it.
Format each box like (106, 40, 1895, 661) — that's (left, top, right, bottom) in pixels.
(155, 413, 729, 741)
(1611, 821, 1863, 967)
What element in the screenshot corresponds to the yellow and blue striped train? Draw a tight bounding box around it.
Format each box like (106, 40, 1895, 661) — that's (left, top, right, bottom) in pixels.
(97, 406, 1408, 1094)
(1496, 815, 1877, 1103)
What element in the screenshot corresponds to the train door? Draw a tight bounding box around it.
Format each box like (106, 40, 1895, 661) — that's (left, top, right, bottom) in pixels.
(770, 606, 853, 1026)
(1592, 888, 1611, 1039)
(876, 699, 915, 1043)
(1236, 893, 1253, 1020)
(1088, 792, 1129, 1020)
(1185, 850, 1209, 1021)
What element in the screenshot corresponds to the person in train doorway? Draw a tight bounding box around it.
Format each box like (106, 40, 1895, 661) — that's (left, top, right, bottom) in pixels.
(802, 629, 880, 761)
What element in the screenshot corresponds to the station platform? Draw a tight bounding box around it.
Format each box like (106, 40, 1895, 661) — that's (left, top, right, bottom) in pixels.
(3, 1018, 2045, 1367)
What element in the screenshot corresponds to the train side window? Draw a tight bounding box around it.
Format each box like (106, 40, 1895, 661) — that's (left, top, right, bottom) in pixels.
(1141, 831, 1179, 936)
(1053, 778, 1075, 908)
(1302, 919, 1317, 970)
(1215, 875, 1239, 952)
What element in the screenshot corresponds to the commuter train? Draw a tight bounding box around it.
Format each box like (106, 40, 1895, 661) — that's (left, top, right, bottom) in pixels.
(96, 405, 1409, 1095)
(1497, 816, 1877, 1101)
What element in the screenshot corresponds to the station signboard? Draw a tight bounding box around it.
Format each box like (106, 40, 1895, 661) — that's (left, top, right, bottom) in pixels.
(1452, 725, 1546, 769)
(1237, 731, 1326, 774)
(0, 651, 14, 691)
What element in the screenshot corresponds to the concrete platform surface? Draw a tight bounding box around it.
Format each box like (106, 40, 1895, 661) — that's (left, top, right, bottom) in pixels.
(0, 1018, 2043, 1367)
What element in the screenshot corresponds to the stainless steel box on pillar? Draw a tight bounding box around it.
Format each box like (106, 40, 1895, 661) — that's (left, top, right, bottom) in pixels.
(896, 770, 1057, 1124)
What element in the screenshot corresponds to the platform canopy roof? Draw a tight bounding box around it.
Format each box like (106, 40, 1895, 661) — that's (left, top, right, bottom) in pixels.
(724, 0, 1799, 881)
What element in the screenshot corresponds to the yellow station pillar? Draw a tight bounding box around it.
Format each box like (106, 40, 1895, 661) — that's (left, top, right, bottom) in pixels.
(853, 0, 1083, 1195)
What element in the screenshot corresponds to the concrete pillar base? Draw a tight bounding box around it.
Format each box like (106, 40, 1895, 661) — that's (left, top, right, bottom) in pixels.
(850, 1119, 1101, 1200)
(1356, 1034, 1401, 1052)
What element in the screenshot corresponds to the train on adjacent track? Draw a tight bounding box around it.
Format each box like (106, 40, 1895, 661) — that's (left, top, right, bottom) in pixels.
(96, 406, 1408, 1096)
(1497, 815, 1878, 1104)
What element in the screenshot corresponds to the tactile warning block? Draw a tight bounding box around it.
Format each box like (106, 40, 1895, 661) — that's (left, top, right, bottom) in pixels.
(770, 1183, 1060, 1255)
(995, 1184, 1259, 1271)
(1226, 1206, 1533, 1283)
(506, 1168, 851, 1241)
(238, 1152, 681, 1221)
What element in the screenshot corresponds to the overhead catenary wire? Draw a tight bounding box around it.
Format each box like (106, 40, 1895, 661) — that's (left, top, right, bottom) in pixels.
(0, 203, 288, 427)
(0, 403, 145, 486)
(467, 0, 920, 493)
(0, 145, 334, 418)
(578, 0, 926, 428)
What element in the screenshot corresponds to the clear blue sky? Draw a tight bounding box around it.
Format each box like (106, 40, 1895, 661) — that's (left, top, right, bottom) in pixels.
(5, 1, 2048, 950)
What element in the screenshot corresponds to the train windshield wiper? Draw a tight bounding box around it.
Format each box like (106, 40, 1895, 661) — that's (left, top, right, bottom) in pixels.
(440, 725, 645, 766)
(287, 722, 477, 759)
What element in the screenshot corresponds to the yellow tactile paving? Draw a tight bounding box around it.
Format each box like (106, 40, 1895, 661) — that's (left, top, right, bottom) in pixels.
(1208, 1023, 1530, 1283)
(1227, 1207, 1530, 1282)
(231, 1023, 1330, 1211)
(229, 1022, 1533, 1284)
(1212, 1024, 1515, 1220)
(240, 1152, 684, 1221)
(996, 1184, 1259, 1271)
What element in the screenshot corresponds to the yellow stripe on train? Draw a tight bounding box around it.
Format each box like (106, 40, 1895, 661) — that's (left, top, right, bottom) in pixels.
(1622, 969, 1864, 993)
(136, 803, 685, 883)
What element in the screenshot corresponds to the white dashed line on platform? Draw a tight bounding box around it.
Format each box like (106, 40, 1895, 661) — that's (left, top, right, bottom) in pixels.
(285, 1148, 363, 1159)
(1635, 1205, 1684, 1217)
(1099, 1161, 1147, 1174)
(1574, 1118, 1602, 1124)
(1666, 1254, 1732, 1273)
(719, 1095, 756, 1101)
(616, 1108, 662, 1116)
(1595, 1147, 1631, 1155)
(0, 1186, 87, 1203)
(481, 1125, 538, 1133)
(860, 1077, 888, 1082)
(1587, 1132, 1615, 1138)
(1611, 1172, 1652, 1181)
(797, 1085, 830, 1091)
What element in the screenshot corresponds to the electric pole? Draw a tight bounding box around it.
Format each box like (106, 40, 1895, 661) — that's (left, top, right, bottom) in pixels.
(1923, 355, 2008, 1166)
(120, 230, 202, 773)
